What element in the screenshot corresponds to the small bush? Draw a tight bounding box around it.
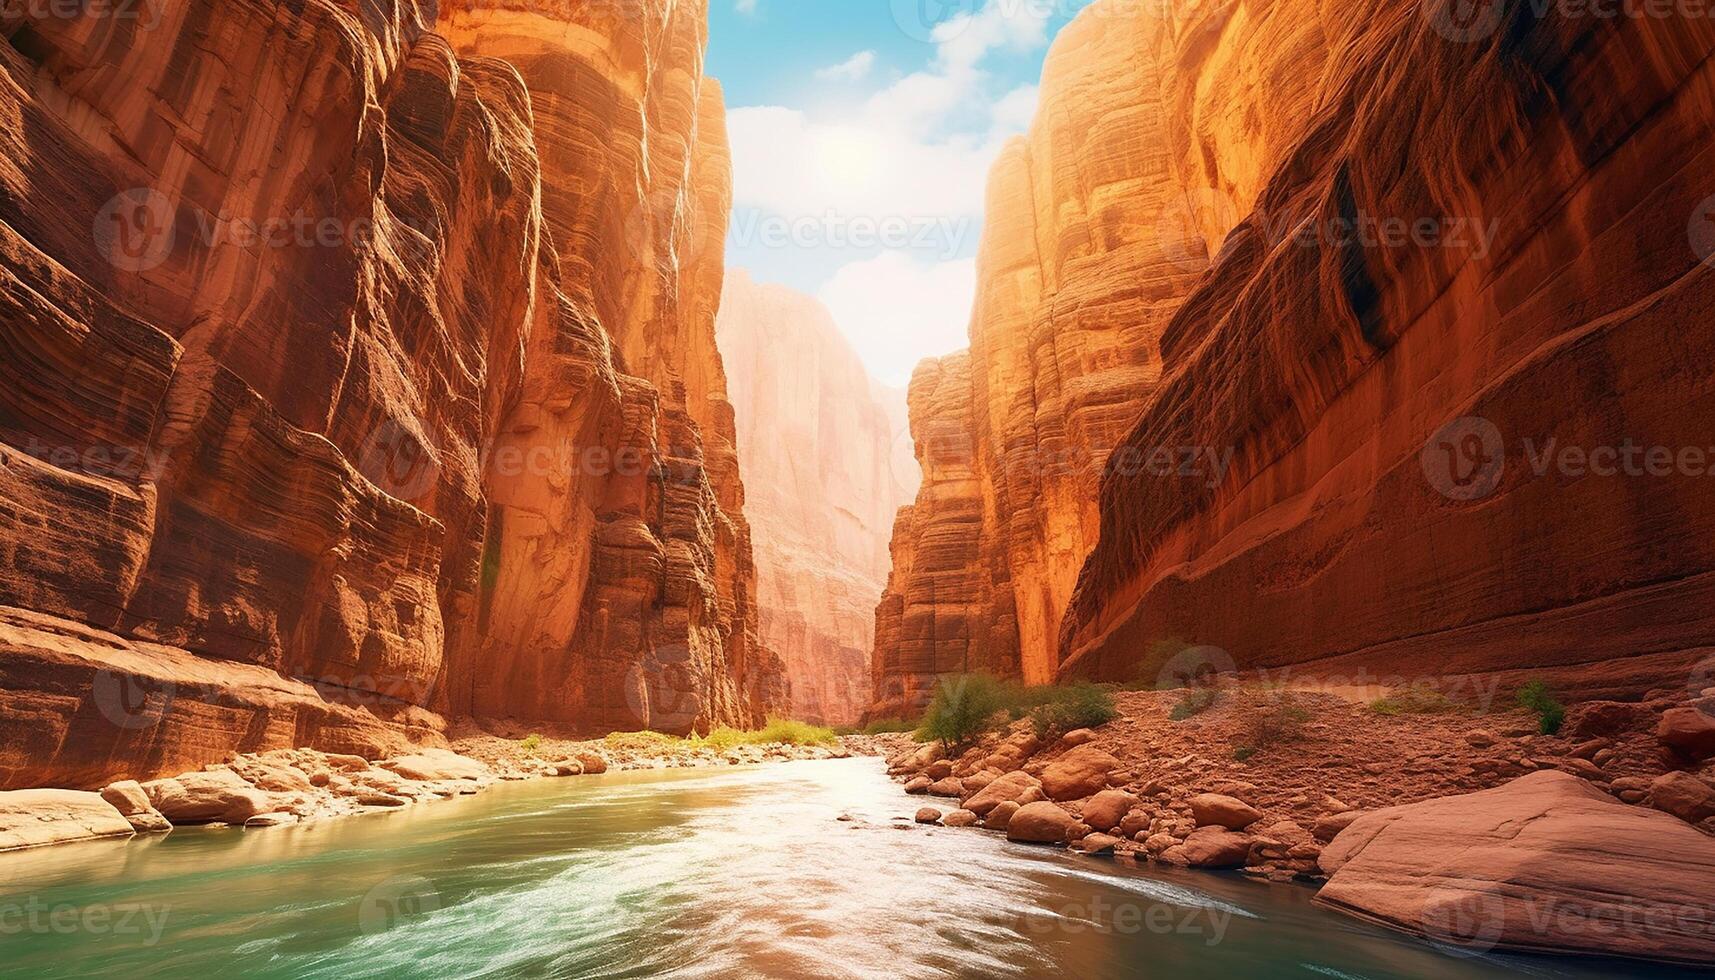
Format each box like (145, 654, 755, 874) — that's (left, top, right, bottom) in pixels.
(1369, 687, 1457, 716)
(519, 733, 542, 754)
(861, 717, 916, 735)
(1028, 683, 1118, 740)
(604, 730, 685, 750)
(1231, 690, 1313, 755)
(1170, 688, 1219, 721)
(918, 674, 1014, 750)
(1515, 680, 1565, 734)
(1233, 745, 1257, 761)
(698, 719, 838, 750)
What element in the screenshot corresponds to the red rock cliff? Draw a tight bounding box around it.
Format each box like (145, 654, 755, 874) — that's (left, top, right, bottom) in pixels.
(0, 0, 781, 789)
(873, 0, 1715, 711)
(715, 269, 912, 725)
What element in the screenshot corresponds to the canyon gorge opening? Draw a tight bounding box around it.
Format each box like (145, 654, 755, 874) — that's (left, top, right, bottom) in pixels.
(3, 0, 1715, 975)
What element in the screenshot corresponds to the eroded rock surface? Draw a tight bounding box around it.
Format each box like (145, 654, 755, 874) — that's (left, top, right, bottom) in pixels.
(0, 0, 781, 788)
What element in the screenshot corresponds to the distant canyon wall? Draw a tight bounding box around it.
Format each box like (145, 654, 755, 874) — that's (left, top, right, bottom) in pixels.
(716, 269, 913, 726)
(872, 0, 1715, 714)
(0, 0, 782, 789)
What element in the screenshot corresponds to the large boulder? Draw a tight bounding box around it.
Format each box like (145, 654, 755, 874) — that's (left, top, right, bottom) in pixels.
(99, 781, 172, 834)
(1159, 827, 1251, 868)
(1648, 771, 1715, 823)
(961, 770, 1043, 816)
(380, 749, 492, 783)
(143, 769, 273, 824)
(1658, 707, 1715, 761)
(983, 800, 1022, 831)
(1006, 801, 1079, 844)
(1317, 771, 1715, 964)
(1039, 745, 1119, 801)
(0, 790, 134, 851)
(1081, 789, 1136, 832)
(1188, 793, 1262, 830)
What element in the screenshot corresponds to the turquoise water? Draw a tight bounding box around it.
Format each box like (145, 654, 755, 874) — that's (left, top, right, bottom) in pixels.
(0, 759, 1689, 978)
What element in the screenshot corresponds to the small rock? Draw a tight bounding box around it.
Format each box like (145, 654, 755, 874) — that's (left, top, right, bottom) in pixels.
(984, 800, 1022, 831)
(1006, 801, 1079, 844)
(1160, 827, 1251, 868)
(243, 812, 298, 828)
(926, 776, 964, 797)
(1072, 832, 1122, 854)
(943, 809, 980, 827)
(925, 760, 954, 780)
(355, 793, 408, 808)
(915, 807, 943, 825)
(1464, 730, 1499, 748)
(1040, 746, 1120, 801)
(903, 775, 932, 794)
(1657, 707, 1715, 761)
(1061, 728, 1096, 747)
(1143, 832, 1178, 855)
(1313, 810, 1364, 842)
(1081, 789, 1137, 832)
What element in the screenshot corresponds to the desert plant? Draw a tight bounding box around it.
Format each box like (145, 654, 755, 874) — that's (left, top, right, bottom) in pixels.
(918, 673, 1012, 750)
(519, 733, 542, 754)
(1369, 687, 1457, 716)
(1170, 688, 1219, 721)
(861, 717, 916, 735)
(1232, 745, 1257, 761)
(1230, 689, 1313, 755)
(1515, 680, 1565, 734)
(1028, 683, 1118, 739)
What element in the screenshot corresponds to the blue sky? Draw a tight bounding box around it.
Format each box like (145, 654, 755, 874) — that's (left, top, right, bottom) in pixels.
(707, 0, 1093, 385)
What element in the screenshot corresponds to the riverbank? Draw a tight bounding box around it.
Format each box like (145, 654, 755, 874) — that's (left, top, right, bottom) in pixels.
(880, 684, 1715, 964)
(0, 727, 885, 854)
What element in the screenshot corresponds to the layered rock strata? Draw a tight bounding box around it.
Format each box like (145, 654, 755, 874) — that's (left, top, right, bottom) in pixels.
(873, 0, 1715, 710)
(0, 0, 780, 789)
(715, 270, 912, 725)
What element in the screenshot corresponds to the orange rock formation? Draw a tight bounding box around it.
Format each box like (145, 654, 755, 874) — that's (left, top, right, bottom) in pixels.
(716, 270, 913, 725)
(0, 0, 782, 789)
(872, 0, 1715, 712)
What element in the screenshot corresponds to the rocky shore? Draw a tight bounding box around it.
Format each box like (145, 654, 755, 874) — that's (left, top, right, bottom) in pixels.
(0, 732, 871, 855)
(881, 686, 1715, 965)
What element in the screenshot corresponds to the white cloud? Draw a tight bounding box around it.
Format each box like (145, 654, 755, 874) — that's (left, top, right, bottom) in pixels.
(989, 84, 1040, 135)
(817, 254, 977, 386)
(815, 50, 876, 82)
(735, 0, 757, 14)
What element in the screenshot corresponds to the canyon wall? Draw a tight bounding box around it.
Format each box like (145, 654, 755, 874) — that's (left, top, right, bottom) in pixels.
(715, 269, 912, 725)
(873, 0, 1715, 712)
(0, 0, 782, 790)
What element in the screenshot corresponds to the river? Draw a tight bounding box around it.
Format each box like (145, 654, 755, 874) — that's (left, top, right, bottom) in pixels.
(0, 758, 1688, 978)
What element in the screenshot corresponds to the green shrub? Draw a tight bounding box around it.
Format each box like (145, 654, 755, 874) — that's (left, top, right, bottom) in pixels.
(1233, 745, 1257, 761)
(918, 674, 1013, 750)
(603, 730, 685, 750)
(1369, 687, 1457, 716)
(1515, 680, 1565, 734)
(861, 717, 917, 735)
(519, 733, 542, 754)
(697, 718, 838, 750)
(1170, 688, 1219, 721)
(1231, 689, 1313, 755)
(1028, 683, 1118, 740)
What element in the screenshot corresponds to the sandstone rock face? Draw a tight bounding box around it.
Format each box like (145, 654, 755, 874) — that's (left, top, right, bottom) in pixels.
(0, 0, 781, 788)
(0, 789, 133, 851)
(1318, 771, 1715, 964)
(871, 0, 1715, 709)
(715, 270, 913, 725)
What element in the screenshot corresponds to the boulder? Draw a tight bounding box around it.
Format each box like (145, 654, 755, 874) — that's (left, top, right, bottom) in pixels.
(1143, 832, 1179, 855)
(961, 770, 1043, 816)
(1313, 810, 1364, 842)
(1658, 707, 1715, 761)
(1562, 700, 1650, 739)
(1061, 728, 1096, 747)
(1188, 793, 1262, 830)
(551, 759, 584, 776)
(925, 760, 954, 780)
(244, 812, 298, 828)
(1648, 772, 1715, 823)
(380, 749, 491, 783)
(915, 807, 942, 824)
(1317, 771, 1715, 964)
(99, 781, 172, 834)
(575, 753, 609, 775)
(1039, 745, 1119, 801)
(0, 790, 134, 851)
(926, 777, 964, 797)
(961, 769, 1000, 794)
(1118, 808, 1153, 838)
(144, 770, 273, 824)
(1160, 827, 1250, 868)
(1072, 832, 1122, 854)
(983, 800, 1022, 831)
(1080, 789, 1136, 832)
(1006, 801, 1079, 844)
(943, 809, 980, 828)
(903, 775, 932, 794)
